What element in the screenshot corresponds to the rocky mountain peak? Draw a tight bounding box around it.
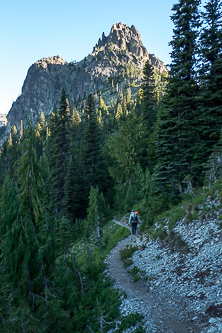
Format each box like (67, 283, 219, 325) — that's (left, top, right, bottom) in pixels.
(93, 22, 148, 58)
(4, 23, 168, 136)
(35, 55, 65, 69)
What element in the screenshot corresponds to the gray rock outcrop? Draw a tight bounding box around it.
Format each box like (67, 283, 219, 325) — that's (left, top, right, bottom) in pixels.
(6, 22, 167, 132)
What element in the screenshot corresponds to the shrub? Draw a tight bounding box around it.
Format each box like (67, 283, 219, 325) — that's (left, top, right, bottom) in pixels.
(128, 266, 140, 282)
(119, 244, 138, 260)
(123, 258, 133, 268)
(116, 313, 144, 332)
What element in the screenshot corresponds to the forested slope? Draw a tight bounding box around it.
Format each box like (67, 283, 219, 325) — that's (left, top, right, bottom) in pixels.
(0, 0, 222, 331)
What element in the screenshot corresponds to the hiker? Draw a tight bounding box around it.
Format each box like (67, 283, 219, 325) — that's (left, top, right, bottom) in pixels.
(129, 209, 139, 235)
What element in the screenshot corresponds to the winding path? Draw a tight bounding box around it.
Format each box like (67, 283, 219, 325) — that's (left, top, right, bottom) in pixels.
(105, 219, 202, 332)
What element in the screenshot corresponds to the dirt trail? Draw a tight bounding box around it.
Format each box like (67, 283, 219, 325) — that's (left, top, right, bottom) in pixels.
(106, 219, 203, 333)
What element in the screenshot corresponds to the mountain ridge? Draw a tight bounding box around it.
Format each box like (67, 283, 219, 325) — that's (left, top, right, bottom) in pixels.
(5, 22, 167, 134)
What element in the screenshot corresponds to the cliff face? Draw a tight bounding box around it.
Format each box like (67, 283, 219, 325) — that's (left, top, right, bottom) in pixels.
(94, 22, 148, 57)
(6, 22, 167, 131)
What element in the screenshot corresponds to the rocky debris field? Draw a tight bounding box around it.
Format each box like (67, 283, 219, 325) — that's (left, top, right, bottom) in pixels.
(104, 197, 222, 332)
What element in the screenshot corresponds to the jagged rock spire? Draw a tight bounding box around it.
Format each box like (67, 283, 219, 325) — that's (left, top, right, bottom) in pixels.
(94, 22, 148, 58)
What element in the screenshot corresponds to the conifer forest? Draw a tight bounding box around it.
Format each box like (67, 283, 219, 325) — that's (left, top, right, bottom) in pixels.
(0, 0, 222, 331)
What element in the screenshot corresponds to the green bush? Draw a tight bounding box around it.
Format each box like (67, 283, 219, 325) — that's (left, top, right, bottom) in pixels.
(103, 225, 131, 255)
(128, 266, 140, 282)
(134, 325, 147, 333)
(119, 244, 138, 260)
(123, 258, 133, 268)
(116, 312, 144, 332)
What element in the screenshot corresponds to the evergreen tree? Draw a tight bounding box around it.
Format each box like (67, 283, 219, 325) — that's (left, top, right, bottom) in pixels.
(39, 111, 46, 129)
(0, 144, 7, 189)
(97, 94, 113, 139)
(152, 0, 201, 199)
(48, 89, 71, 218)
(6, 125, 20, 176)
(198, 0, 222, 164)
(141, 60, 158, 135)
(72, 107, 81, 126)
(0, 174, 23, 330)
(15, 125, 46, 292)
(134, 88, 144, 116)
(0, 124, 50, 330)
(86, 186, 102, 249)
(63, 114, 87, 221)
(137, 61, 159, 170)
(204, 128, 222, 184)
(83, 94, 104, 190)
(35, 124, 43, 158)
(20, 119, 24, 141)
(115, 102, 123, 120)
(105, 111, 144, 208)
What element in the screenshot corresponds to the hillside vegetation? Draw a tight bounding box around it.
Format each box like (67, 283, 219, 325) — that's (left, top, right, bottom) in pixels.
(0, 0, 222, 331)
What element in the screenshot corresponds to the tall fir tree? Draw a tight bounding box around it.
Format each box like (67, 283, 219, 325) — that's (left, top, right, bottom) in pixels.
(138, 61, 159, 170)
(48, 89, 71, 218)
(0, 124, 52, 331)
(141, 60, 158, 136)
(198, 0, 222, 165)
(152, 0, 201, 200)
(63, 110, 88, 221)
(5, 125, 20, 177)
(105, 110, 144, 209)
(83, 94, 104, 190)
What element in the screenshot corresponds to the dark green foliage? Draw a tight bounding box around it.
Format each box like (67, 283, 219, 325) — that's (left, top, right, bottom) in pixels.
(63, 115, 88, 221)
(105, 110, 145, 209)
(83, 94, 104, 188)
(102, 223, 131, 254)
(139, 61, 159, 170)
(128, 265, 141, 282)
(141, 60, 158, 136)
(116, 312, 144, 332)
(2, 3, 222, 329)
(0, 125, 53, 331)
(119, 244, 138, 260)
(151, 0, 201, 201)
(134, 325, 147, 333)
(204, 130, 222, 184)
(197, 0, 222, 170)
(48, 89, 71, 218)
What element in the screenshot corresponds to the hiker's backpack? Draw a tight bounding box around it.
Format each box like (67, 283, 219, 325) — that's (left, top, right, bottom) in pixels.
(130, 212, 137, 224)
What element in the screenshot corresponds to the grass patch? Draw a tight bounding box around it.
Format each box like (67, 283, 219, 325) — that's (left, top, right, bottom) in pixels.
(123, 258, 133, 268)
(145, 186, 215, 243)
(133, 325, 147, 333)
(128, 266, 141, 282)
(127, 266, 150, 282)
(116, 312, 144, 332)
(149, 226, 189, 253)
(102, 223, 131, 256)
(119, 244, 138, 260)
(73, 220, 130, 271)
(157, 206, 185, 230)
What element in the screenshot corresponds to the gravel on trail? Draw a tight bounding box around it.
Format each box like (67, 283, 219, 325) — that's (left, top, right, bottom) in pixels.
(104, 216, 222, 333)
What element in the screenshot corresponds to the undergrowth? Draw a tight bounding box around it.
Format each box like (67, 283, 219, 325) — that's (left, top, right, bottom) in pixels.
(119, 244, 138, 260)
(144, 181, 222, 249)
(116, 313, 145, 332)
(70, 220, 134, 332)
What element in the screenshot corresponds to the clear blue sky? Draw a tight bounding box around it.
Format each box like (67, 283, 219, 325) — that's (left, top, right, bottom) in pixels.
(0, 0, 176, 115)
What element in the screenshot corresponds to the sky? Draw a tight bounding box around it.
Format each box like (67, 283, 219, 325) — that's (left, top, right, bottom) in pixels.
(0, 0, 177, 115)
